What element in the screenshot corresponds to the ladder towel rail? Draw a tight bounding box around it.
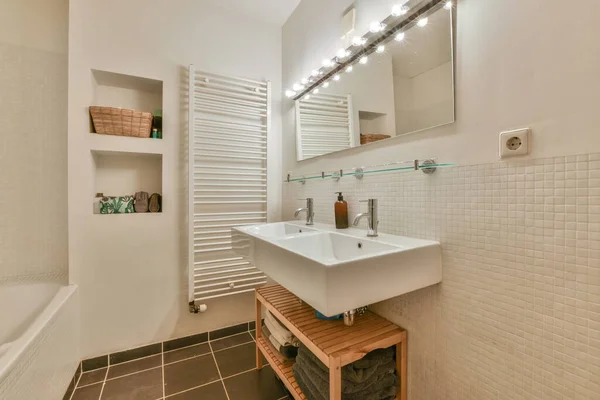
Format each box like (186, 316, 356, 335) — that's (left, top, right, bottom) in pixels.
(188, 65, 269, 306)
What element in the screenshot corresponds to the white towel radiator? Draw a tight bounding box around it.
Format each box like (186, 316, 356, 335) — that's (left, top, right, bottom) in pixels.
(295, 92, 354, 160)
(188, 66, 269, 311)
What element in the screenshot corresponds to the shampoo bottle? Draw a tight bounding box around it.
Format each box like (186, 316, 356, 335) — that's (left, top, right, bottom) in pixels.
(334, 192, 349, 229)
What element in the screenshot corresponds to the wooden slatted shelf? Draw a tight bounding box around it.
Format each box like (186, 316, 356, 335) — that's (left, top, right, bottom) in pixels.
(255, 284, 407, 400)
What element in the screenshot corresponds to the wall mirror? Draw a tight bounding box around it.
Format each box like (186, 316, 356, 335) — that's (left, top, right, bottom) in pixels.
(294, 0, 455, 161)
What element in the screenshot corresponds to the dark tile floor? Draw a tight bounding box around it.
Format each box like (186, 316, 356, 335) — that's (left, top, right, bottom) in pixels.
(68, 330, 290, 400)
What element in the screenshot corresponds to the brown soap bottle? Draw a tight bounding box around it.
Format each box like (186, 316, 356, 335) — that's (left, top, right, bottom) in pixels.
(334, 192, 349, 229)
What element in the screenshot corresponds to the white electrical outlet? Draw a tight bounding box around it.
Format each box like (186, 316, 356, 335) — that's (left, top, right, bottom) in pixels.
(499, 128, 530, 158)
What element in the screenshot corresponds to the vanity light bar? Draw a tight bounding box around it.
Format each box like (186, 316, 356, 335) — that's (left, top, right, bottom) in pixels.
(287, 0, 450, 100)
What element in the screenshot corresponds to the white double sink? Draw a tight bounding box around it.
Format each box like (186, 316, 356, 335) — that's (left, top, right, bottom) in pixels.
(232, 222, 442, 317)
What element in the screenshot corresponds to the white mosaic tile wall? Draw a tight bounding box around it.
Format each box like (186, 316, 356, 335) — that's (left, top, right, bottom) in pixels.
(0, 43, 68, 283)
(283, 154, 600, 400)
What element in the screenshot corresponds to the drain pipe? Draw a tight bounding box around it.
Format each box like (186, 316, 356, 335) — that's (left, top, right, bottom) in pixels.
(344, 309, 356, 326)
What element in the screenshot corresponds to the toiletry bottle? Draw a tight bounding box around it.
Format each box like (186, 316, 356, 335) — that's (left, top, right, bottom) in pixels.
(335, 192, 349, 229)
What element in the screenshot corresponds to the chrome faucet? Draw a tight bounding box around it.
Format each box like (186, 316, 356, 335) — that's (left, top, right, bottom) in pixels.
(352, 199, 379, 237)
(294, 198, 314, 225)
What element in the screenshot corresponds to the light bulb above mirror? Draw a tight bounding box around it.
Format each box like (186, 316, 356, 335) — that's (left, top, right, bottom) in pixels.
(369, 22, 386, 33)
(391, 4, 409, 16)
(337, 48, 351, 59)
(352, 36, 368, 46)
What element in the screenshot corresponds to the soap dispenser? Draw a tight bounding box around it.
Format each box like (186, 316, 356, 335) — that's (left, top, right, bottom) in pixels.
(334, 192, 349, 229)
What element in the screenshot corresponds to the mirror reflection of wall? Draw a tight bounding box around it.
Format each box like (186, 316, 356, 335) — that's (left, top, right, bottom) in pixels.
(295, 4, 454, 161)
(391, 8, 453, 135)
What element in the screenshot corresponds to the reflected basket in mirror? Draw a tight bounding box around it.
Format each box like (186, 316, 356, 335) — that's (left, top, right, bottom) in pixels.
(90, 106, 153, 138)
(360, 133, 391, 145)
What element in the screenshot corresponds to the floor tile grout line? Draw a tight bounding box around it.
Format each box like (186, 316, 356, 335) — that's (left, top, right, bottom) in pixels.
(212, 340, 255, 354)
(162, 331, 249, 355)
(209, 330, 254, 344)
(106, 366, 163, 383)
(96, 365, 110, 400)
(161, 343, 166, 400)
(72, 329, 257, 399)
(208, 341, 231, 400)
(80, 365, 109, 374)
(220, 366, 259, 381)
(68, 364, 83, 400)
(79, 328, 253, 371)
(76, 365, 164, 389)
(163, 341, 209, 354)
(163, 351, 213, 366)
(107, 351, 162, 367)
(79, 352, 151, 376)
(76, 381, 106, 390)
(76, 338, 254, 390)
(165, 338, 253, 366)
(163, 378, 222, 399)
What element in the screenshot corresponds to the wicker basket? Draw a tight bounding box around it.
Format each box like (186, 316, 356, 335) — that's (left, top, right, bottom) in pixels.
(90, 106, 153, 138)
(360, 133, 391, 145)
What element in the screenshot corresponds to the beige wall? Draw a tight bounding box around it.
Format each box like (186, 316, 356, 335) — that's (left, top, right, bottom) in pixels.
(69, 0, 282, 358)
(0, 0, 68, 282)
(283, 0, 600, 174)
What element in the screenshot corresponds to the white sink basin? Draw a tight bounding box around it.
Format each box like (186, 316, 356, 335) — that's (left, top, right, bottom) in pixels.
(232, 222, 442, 317)
(276, 231, 400, 265)
(244, 222, 316, 239)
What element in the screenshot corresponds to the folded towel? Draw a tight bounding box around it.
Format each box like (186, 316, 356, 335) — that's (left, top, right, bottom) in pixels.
(297, 344, 394, 384)
(293, 361, 327, 400)
(294, 356, 398, 400)
(264, 324, 298, 360)
(264, 315, 290, 348)
(296, 349, 397, 394)
(343, 374, 398, 400)
(352, 347, 395, 369)
(265, 310, 294, 343)
(268, 334, 281, 351)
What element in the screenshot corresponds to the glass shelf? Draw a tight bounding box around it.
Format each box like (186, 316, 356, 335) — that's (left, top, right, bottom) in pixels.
(284, 162, 456, 183)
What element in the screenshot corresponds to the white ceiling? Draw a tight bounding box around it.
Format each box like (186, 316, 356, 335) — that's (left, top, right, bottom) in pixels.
(200, 0, 301, 26)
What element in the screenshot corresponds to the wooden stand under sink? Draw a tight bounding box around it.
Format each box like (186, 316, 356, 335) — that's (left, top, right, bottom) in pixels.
(255, 284, 407, 400)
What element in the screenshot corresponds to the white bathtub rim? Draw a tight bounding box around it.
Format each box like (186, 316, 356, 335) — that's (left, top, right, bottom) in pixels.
(0, 284, 78, 383)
